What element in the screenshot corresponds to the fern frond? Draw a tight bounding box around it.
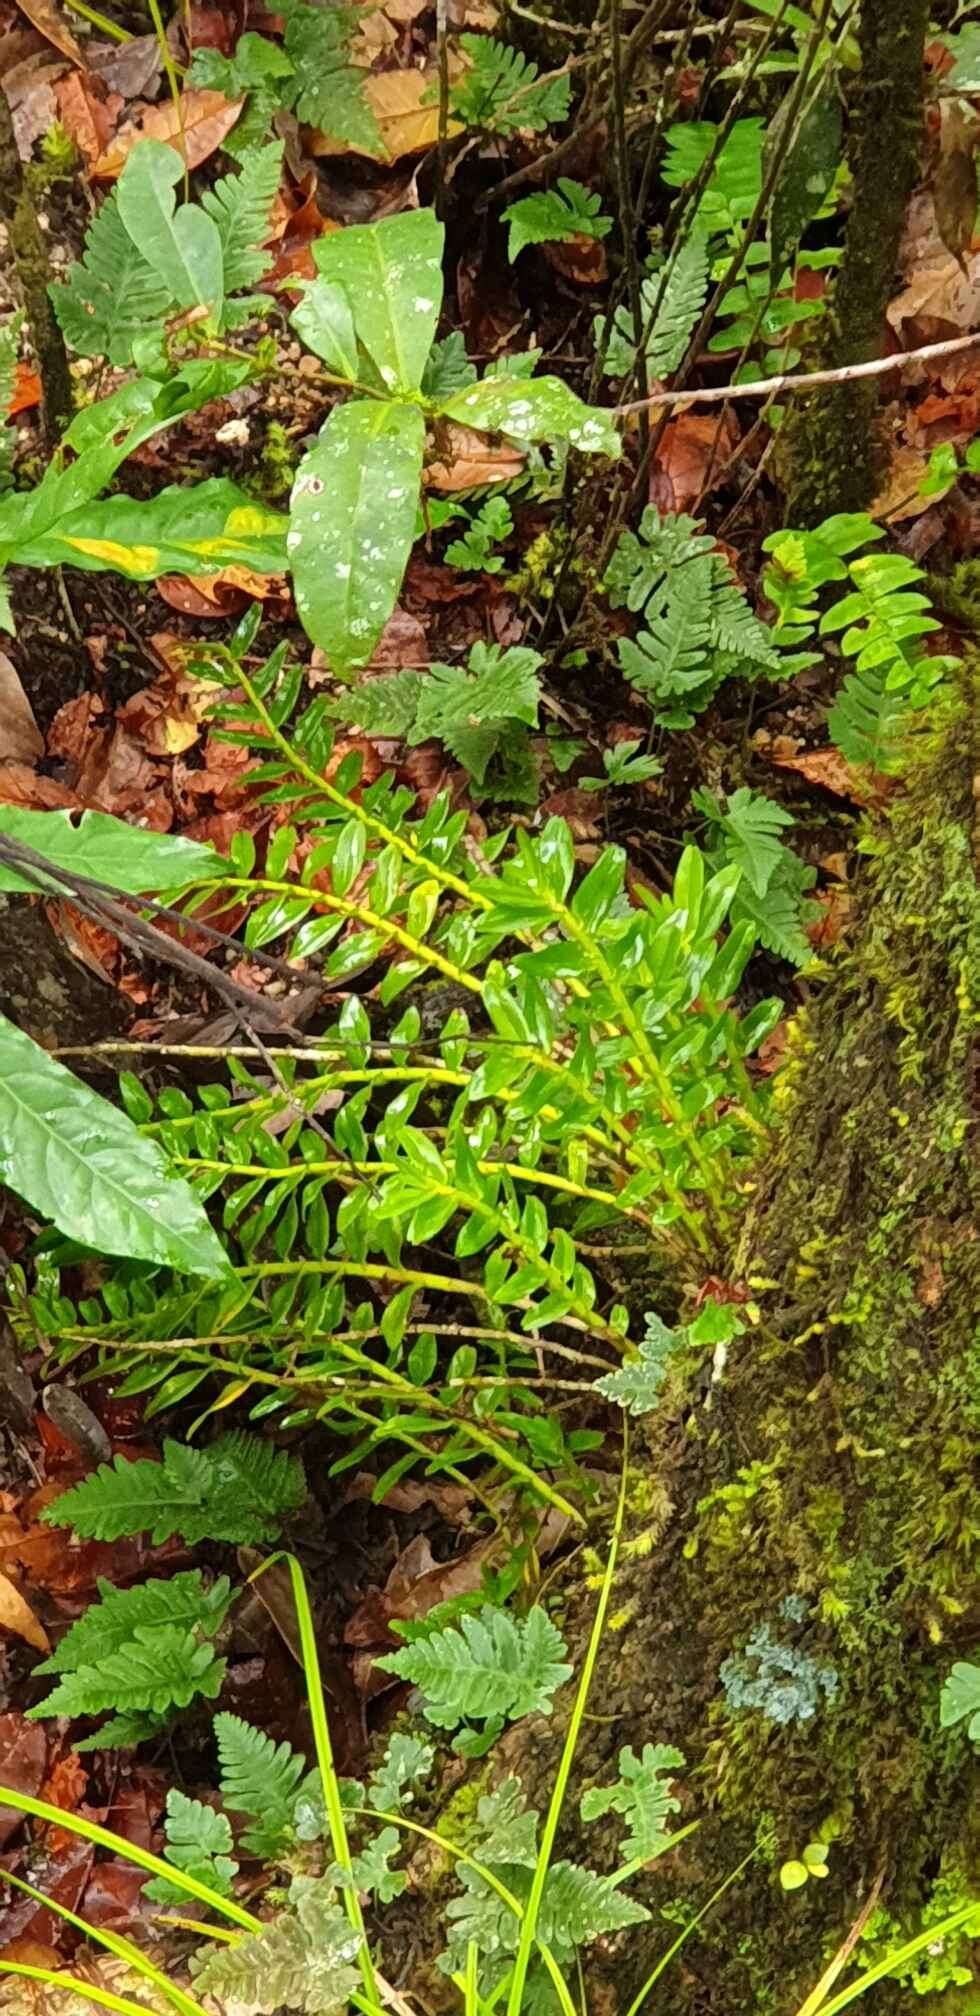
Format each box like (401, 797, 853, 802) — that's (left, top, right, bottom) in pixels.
(375, 1602, 571, 1732)
(503, 178, 611, 262)
(42, 1431, 305, 1545)
(216, 1712, 317, 1857)
(708, 564, 782, 677)
(661, 117, 764, 230)
(51, 195, 173, 365)
(536, 1860, 650, 1951)
(325, 668, 426, 738)
(201, 142, 283, 297)
(143, 1788, 238, 1903)
(411, 645, 542, 783)
(348, 1826, 407, 1903)
(604, 508, 714, 612)
(692, 786, 796, 898)
(366, 1732, 435, 1814)
(191, 1874, 362, 2014)
(642, 230, 710, 379)
(31, 1623, 226, 1720)
(617, 556, 715, 707)
(594, 1312, 681, 1415)
(828, 664, 908, 772)
(452, 35, 570, 134)
(581, 1743, 684, 1861)
(35, 1570, 234, 1675)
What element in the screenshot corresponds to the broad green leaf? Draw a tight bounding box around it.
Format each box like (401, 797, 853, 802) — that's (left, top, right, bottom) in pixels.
(940, 1661, 980, 1740)
(440, 374, 620, 457)
(116, 140, 224, 311)
(8, 478, 287, 578)
(291, 279, 360, 383)
(311, 209, 444, 392)
(289, 400, 424, 671)
(0, 806, 221, 895)
(0, 1012, 230, 1275)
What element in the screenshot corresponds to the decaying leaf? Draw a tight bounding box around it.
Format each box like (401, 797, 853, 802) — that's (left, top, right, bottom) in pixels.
(310, 65, 462, 162)
(650, 410, 741, 513)
(0, 653, 43, 764)
(12, 0, 84, 68)
(0, 1569, 50, 1654)
(55, 70, 121, 166)
(91, 88, 243, 178)
(888, 191, 980, 337)
(933, 102, 980, 273)
(425, 422, 525, 492)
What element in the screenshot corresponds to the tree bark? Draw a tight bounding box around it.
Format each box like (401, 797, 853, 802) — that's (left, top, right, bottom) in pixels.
(786, 0, 930, 522)
(0, 85, 72, 443)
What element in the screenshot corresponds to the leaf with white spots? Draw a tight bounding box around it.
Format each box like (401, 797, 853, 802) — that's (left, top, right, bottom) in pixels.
(310, 209, 444, 393)
(289, 400, 425, 674)
(439, 375, 620, 458)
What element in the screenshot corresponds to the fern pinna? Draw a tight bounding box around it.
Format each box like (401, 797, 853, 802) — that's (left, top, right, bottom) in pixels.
(15, 602, 783, 1511)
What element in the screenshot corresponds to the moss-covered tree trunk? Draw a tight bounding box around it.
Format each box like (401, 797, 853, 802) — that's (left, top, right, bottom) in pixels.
(441, 666, 978, 2015)
(786, 0, 929, 522)
(0, 84, 72, 441)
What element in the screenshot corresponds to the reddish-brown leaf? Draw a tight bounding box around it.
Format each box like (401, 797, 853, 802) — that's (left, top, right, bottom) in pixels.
(12, 0, 84, 67)
(55, 69, 119, 164)
(91, 88, 243, 178)
(650, 410, 741, 513)
(0, 652, 43, 763)
(46, 692, 106, 766)
(0, 1713, 47, 1849)
(8, 361, 42, 417)
(0, 1570, 50, 1654)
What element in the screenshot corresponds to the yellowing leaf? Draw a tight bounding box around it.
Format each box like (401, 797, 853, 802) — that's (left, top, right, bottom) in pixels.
(64, 537, 159, 572)
(310, 66, 462, 162)
(0, 1571, 50, 1655)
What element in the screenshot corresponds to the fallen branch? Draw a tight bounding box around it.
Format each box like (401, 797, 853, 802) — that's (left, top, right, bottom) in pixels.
(614, 330, 980, 416)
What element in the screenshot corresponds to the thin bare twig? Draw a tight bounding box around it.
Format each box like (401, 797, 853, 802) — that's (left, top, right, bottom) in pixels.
(614, 330, 980, 414)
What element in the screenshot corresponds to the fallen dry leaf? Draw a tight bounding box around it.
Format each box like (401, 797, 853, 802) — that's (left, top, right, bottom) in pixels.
(768, 741, 884, 805)
(89, 32, 163, 100)
(156, 565, 289, 620)
(6, 56, 64, 161)
(8, 362, 41, 417)
(871, 443, 950, 521)
(46, 691, 106, 765)
(933, 102, 980, 273)
(806, 883, 852, 950)
(0, 653, 43, 764)
(116, 661, 224, 758)
(0, 1712, 47, 1848)
(0, 1569, 50, 1654)
(0, 763, 78, 810)
(888, 192, 980, 339)
(91, 88, 243, 178)
(12, 0, 84, 67)
(425, 422, 525, 492)
(650, 410, 741, 513)
(543, 234, 608, 285)
(309, 65, 463, 163)
(55, 70, 120, 166)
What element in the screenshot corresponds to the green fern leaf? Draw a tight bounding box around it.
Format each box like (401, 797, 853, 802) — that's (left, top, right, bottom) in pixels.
(375, 1602, 571, 1732)
(75, 1710, 170, 1753)
(617, 556, 715, 708)
(35, 1570, 234, 1675)
(216, 1712, 317, 1857)
(828, 664, 908, 772)
(692, 786, 796, 898)
(42, 1431, 305, 1545)
(452, 36, 570, 134)
(366, 1732, 435, 1814)
(325, 668, 426, 739)
(707, 566, 782, 676)
(31, 1624, 225, 1720)
(410, 644, 543, 784)
(606, 229, 710, 382)
(51, 193, 173, 365)
(281, 3, 382, 152)
(191, 1874, 362, 2014)
(730, 865, 818, 968)
(661, 117, 764, 231)
(144, 1788, 238, 1904)
(595, 1312, 681, 1415)
(604, 508, 714, 613)
(536, 1860, 650, 1951)
(348, 1826, 406, 1902)
(201, 142, 283, 297)
(503, 178, 610, 262)
(471, 1778, 540, 1868)
(581, 1742, 684, 1860)
(422, 331, 477, 398)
